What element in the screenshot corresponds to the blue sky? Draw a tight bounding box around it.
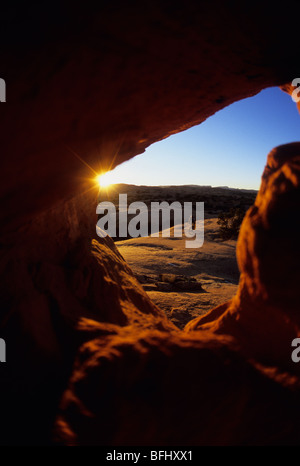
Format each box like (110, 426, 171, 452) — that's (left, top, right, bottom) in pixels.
(104, 87, 299, 190)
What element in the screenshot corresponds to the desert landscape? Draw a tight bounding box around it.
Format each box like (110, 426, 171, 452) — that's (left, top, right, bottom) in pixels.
(2, 2, 300, 447)
(99, 184, 257, 328)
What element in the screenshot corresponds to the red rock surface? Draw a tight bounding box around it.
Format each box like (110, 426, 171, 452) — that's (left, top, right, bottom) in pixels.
(186, 143, 300, 372)
(0, 2, 298, 235)
(56, 326, 300, 446)
(56, 143, 300, 446)
(0, 2, 300, 445)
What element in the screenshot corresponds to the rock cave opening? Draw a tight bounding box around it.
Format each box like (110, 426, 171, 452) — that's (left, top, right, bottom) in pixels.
(2, 1, 300, 447)
(94, 85, 300, 329)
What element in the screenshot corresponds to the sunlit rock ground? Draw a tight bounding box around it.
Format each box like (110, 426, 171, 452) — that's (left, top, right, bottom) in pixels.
(117, 215, 239, 328)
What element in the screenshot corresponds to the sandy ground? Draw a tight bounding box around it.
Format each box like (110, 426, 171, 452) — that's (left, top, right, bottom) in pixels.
(116, 215, 240, 328)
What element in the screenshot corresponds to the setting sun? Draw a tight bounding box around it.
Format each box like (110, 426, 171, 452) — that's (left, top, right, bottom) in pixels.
(96, 171, 114, 188)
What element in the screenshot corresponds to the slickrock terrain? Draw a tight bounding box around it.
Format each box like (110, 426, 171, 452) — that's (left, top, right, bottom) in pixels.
(0, 2, 300, 446)
(186, 143, 300, 370)
(117, 216, 240, 329)
(55, 143, 300, 446)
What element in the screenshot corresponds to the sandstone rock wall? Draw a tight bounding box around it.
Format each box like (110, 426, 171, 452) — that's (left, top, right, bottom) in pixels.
(0, 2, 300, 445)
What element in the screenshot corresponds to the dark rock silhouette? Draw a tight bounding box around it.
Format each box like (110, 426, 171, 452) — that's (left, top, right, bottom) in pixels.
(55, 143, 300, 446)
(0, 2, 300, 445)
(186, 143, 300, 369)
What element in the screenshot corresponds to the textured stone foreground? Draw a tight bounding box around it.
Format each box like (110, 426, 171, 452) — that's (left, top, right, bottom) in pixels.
(0, 2, 300, 445)
(55, 143, 300, 446)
